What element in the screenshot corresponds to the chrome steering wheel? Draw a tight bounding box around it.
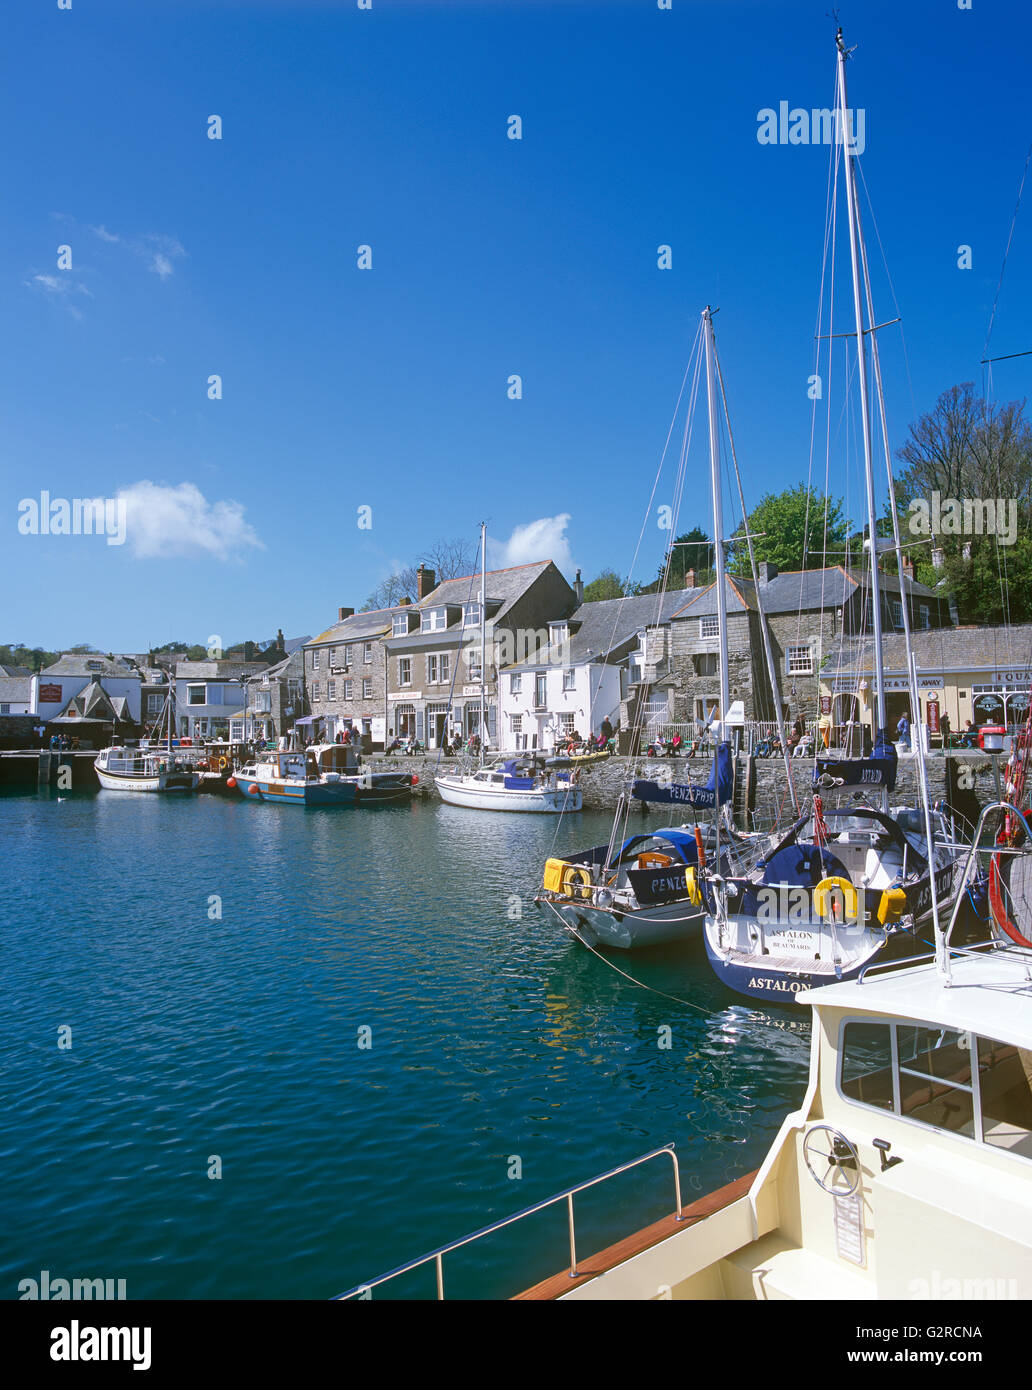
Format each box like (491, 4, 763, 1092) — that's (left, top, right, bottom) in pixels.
(802, 1124, 861, 1196)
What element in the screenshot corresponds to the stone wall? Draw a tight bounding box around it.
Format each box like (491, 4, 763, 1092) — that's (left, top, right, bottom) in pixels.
(365, 749, 1002, 821)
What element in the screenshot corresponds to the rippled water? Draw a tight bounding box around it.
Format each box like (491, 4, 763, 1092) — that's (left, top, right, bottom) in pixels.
(1, 788, 811, 1299)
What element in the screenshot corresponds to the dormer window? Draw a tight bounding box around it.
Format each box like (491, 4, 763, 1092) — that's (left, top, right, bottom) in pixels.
(421, 607, 448, 633)
(392, 615, 410, 637)
(549, 623, 569, 647)
(463, 602, 482, 628)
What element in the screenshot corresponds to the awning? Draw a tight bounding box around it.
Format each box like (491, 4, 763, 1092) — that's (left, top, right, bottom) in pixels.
(294, 715, 325, 726)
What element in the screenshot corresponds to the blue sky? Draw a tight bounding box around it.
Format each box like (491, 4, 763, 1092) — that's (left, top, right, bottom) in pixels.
(3, 0, 1030, 651)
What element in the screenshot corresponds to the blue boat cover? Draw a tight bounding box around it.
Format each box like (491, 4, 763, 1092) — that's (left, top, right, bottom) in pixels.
(813, 728, 897, 792)
(631, 741, 734, 807)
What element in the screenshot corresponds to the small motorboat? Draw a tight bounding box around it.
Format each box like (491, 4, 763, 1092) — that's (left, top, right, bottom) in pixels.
(231, 744, 414, 806)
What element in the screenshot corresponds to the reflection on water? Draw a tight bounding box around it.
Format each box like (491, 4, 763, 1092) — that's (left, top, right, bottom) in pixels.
(0, 794, 811, 1299)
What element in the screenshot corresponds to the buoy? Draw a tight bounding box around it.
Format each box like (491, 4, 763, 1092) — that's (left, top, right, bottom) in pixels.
(248, 784, 259, 795)
(411, 775, 419, 786)
(226, 777, 237, 789)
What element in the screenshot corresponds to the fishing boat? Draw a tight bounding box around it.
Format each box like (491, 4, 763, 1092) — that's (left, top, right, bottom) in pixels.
(701, 27, 965, 1002)
(94, 745, 200, 793)
(337, 793, 1032, 1302)
(230, 743, 414, 806)
(435, 523, 583, 814)
(94, 678, 200, 793)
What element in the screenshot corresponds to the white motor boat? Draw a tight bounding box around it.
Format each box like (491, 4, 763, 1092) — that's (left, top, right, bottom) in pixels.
(435, 758, 581, 814)
(94, 745, 199, 793)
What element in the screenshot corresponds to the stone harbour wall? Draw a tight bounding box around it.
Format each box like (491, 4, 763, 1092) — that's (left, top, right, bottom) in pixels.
(366, 749, 1003, 820)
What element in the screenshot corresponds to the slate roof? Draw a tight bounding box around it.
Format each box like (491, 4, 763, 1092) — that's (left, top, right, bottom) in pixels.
(55, 679, 128, 722)
(310, 606, 406, 647)
(826, 625, 1032, 676)
(419, 560, 557, 623)
(502, 589, 696, 671)
(0, 664, 32, 677)
(41, 654, 137, 678)
(671, 565, 938, 619)
(174, 659, 267, 680)
(0, 676, 32, 703)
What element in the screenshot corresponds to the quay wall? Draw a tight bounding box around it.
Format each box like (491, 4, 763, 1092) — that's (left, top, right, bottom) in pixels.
(367, 751, 1002, 818)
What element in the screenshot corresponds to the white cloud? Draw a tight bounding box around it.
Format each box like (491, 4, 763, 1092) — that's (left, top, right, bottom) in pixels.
(488, 514, 574, 571)
(26, 272, 93, 319)
(93, 225, 120, 243)
(117, 481, 264, 562)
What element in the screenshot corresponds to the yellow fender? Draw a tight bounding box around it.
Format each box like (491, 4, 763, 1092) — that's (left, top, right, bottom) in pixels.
(813, 876, 858, 922)
(877, 887, 908, 925)
(684, 867, 702, 907)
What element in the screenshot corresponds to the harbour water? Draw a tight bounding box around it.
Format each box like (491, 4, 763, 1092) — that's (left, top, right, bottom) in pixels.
(2, 790, 812, 1300)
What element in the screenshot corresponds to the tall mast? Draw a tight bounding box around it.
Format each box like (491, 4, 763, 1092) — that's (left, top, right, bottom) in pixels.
(703, 306, 730, 739)
(837, 27, 887, 743)
(480, 519, 487, 762)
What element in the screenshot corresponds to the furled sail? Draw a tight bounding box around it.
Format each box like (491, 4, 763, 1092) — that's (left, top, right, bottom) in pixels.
(631, 741, 734, 807)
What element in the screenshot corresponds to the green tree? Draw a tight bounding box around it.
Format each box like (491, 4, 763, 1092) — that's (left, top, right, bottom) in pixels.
(728, 484, 848, 576)
(581, 569, 626, 602)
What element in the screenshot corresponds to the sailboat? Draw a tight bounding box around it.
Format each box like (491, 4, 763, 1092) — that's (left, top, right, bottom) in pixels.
(536, 307, 778, 948)
(94, 676, 200, 793)
(434, 523, 583, 813)
(701, 27, 964, 1002)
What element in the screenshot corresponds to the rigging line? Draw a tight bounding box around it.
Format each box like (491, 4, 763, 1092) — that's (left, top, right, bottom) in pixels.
(854, 157, 918, 427)
(800, 89, 841, 658)
(982, 138, 1032, 395)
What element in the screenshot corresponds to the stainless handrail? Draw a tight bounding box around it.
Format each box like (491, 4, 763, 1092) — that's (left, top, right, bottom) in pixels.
(333, 1142, 684, 1301)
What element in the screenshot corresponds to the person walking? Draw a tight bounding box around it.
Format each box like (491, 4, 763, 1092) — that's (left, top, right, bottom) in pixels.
(896, 710, 911, 753)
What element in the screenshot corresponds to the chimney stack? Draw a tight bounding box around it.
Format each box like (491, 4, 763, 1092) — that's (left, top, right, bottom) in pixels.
(756, 562, 778, 585)
(574, 568, 583, 605)
(338, 606, 355, 622)
(416, 565, 436, 600)
(686, 568, 696, 589)
(901, 555, 914, 581)
(399, 596, 411, 607)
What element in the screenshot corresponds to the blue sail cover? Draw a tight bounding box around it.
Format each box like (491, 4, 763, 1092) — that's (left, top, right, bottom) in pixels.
(813, 728, 898, 792)
(631, 741, 734, 807)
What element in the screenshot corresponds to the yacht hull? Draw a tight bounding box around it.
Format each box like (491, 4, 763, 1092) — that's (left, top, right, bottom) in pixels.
(436, 777, 581, 813)
(540, 895, 704, 948)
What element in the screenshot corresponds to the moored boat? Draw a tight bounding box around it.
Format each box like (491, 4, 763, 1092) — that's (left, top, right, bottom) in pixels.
(435, 757, 582, 814)
(338, 800, 1032, 1302)
(94, 745, 200, 793)
(231, 743, 414, 806)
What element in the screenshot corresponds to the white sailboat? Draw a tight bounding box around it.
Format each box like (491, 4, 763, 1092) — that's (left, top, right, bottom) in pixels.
(701, 27, 964, 1001)
(535, 307, 777, 948)
(94, 677, 200, 793)
(435, 522, 583, 813)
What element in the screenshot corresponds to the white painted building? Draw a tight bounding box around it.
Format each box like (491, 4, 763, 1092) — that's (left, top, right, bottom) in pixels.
(33, 654, 143, 725)
(497, 591, 693, 752)
(174, 659, 267, 741)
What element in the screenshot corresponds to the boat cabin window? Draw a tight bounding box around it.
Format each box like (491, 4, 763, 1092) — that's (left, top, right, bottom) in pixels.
(840, 1020, 1032, 1158)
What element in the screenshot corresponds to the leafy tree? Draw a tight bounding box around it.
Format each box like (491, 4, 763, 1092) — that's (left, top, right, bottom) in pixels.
(728, 484, 848, 576)
(582, 569, 626, 602)
(0, 643, 58, 671)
